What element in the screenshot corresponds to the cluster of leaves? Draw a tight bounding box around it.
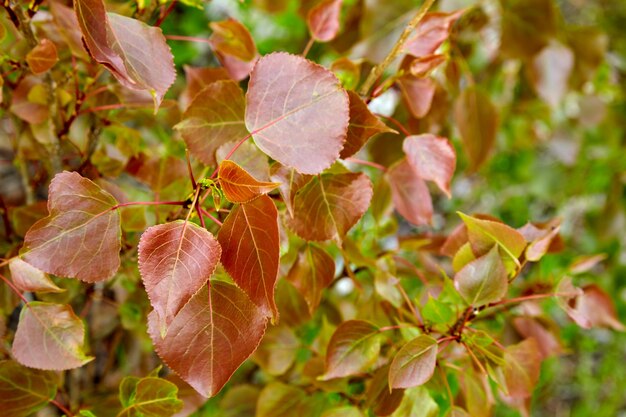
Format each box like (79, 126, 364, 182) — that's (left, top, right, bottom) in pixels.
(0, 0, 624, 416)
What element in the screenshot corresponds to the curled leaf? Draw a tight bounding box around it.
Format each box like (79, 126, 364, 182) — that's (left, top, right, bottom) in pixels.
(307, 0, 343, 42)
(218, 160, 280, 203)
(9, 258, 63, 293)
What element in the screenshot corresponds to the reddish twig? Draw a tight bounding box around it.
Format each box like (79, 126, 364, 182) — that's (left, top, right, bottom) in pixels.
(346, 158, 388, 172)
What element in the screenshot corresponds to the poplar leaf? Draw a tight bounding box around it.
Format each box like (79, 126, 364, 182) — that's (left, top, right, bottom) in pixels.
(245, 53, 349, 174)
(209, 19, 257, 62)
(389, 335, 438, 389)
(287, 244, 335, 313)
(458, 212, 526, 265)
(74, 0, 175, 109)
(8, 258, 63, 293)
(502, 338, 542, 398)
(176, 80, 248, 167)
(286, 173, 373, 242)
(341, 90, 396, 159)
(12, 302, 93, 370)
(397, 76, 436, 118)
(386, 159, 433, 226)
(148, 282, 267, 398)
(26, 39, 58, 74)
(403, 134, 456, 197)
(0, 361, 58, 417)
(454, 246, 508, 307)
(322, 320, 382, 380)
(307, 0, 343, 42)
(454, 86, 498, 172)
(138, 221, 221, 335)
(22, 171, 121, 283)
(118, 376, 183, 417)
(218, 160, 280, 203)
(404, 10, 465, 57)
(218, 195, 280, 319)
(269, 163, 312, 217)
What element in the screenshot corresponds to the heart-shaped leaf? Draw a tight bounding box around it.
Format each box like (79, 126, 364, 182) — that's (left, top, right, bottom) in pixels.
(0, 361, 58, 417)
(209, 19, 257, 62)
(287, 244, 335, 313)
(118, 376, 183, 417)
(148, 281, 267, 398)
(12, 302, 93, 370)
(176, 80, 248, 166)
(138, 220, 221, 336)
(341, 90, 395, 159)
(22, 171, 121, 283)
(454, 246, 508, 307)
(269, 163, 312, 217)
(322, 320, 382, 380)
(286, 172, 373, 242)
(403, 134, 456, 197)
(458, 212, 526, 265)
(307, 0, 343, 42)
(404, 10, 465, 57)
(218, 160, 280, 203)
(217, 195, 279, 319)
(388, 335, 438, 389)
(386, 159, 433, 226)
(245, 53, 349, 174)
(9, 258, 63, 293)
(74, 0, 175, 109)
(26, 39, 58, 74)
(397, 76, 436, 118)
(502, 338, 542, 399)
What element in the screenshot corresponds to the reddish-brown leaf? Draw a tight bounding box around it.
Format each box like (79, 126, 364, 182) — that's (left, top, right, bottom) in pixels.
(180, 66, 230, 109)
(0, 361, 58, 417)
(502, 338, 542, 399)
(287, 244, 335, 313)
(454, 86, 499, 172)
(286, 173, 373, 242)
(217, 195, 280, 319)
(138, 220, 221, 336)
(148, 281, 267, 397)
(176, 80, 248, 166)
(26, 39, 58, 74)
(322, 320, 382, 380)
(22, 171, 121, 283)
(13, 302, 93, 370)
(307, 0, 342, 42)
(9, 75, 49, 124)
(512, 317, 564, 359)
(403, 134, 456, 197)
(74, 0, 175, 108)
(49, 2, 90, 60)
(209, 19, 257, 62)
(454, 245, 508, 307)
(408, 54, 447, 77)
(386, 158, 433, 226)
(388, 335, 438, 389)
(404, 10, 465, 57)
(397, 76, 436, 119)
(340, 90, 395, 159)
(269, 163, 312, 217)
(218, 160, 280, 203)
(245, 53, 349, 174)
(567, 285, 625, 331)
(9, 258, 63, 293)
(216, 141, 272, 181)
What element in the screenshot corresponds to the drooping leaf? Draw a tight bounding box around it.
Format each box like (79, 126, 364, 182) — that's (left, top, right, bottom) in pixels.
(386, 159, 433, 226)
(49, 1, 90, 60)
(454, 246, 508, 307)
(253, 325, 300, 375)
(458, 212, 526, 265)
(287, 244, 336, 313)
(502, 338, 542, 398)
(218, 160, 280, 203)
(529, 42, 574, 108)
(365, 365, 405, 416)
(397, 76, 436, 118)
(26, 39, 58, 74)
(138, 220, 221, 335)
(454, 86, 499, 172)
(408, 54, 447, 77)
(22, 171, 121, 283)
(218, 384, 259, 417)
(269, 163, 312, 217)
(404, 10, 465, 57)
(176, 80, 248, 166)
(118, 376, 183, 417)
(389, 335, 438, 389)
(307, 0, 343, 42)
(390, 386, 439, 417)
(286, 172, 373, 242)
(12, 302, 93, 370)
(322, 320, 382, 380)
(245, 53, 350, 174)
(566, 285, 625, 331)
(8, 258, 63, 293)
(209, 19, 257, 62)
(74, 0, 175, 108)
(256, 382, 307, 417)
(512, 317, 564, 359)
(340, 90, 395, 159)
(217, 195, 279, 319)
(403, 134, 456, 197)
(0, 360, 58, 417)
(148, 281, 267, 398)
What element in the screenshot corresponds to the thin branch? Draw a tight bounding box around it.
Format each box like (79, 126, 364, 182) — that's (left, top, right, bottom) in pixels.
(50, 397, 74, 417)
(209, 131, 253, 178)
(302, 37, 314, 58)
(358, 0, 437, 97)
(375, 113, 411, 136)
(199, 207, 222, 227)
(165, 34, 211, 44)
(346, 158, 388, 172)
(155, 0, 177, 27)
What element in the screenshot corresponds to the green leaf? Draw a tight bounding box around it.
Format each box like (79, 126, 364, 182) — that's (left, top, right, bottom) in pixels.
(422, 296, 454, 326)
(118, 376, 183, 417)
(454, 246, 508, 307)
(0, 361, 58, 417)
(391, 386, 438, 417)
